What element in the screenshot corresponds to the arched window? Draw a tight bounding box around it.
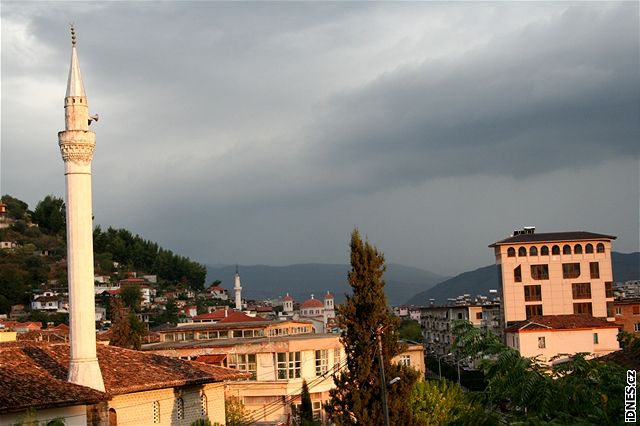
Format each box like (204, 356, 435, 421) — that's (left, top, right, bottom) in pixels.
(153, 401, 160, 424)
(563, 245, 571, 255)
(552, 245, 560, 255)
(176, 397, 184, 420)
(541, 246, 549, 256)
(596, 243, 605, 253)
(574, 244, 583, 254)
(585, 244, 594, 253)
(507, 247, 515, 257)
(109, 408, 117, 426)
(201, 393, 208, 416)
(518, 247, 527, 257)
(529, 246, 538, 256)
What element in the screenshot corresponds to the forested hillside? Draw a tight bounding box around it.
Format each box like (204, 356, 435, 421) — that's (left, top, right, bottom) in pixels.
(0, 194, 206, 314)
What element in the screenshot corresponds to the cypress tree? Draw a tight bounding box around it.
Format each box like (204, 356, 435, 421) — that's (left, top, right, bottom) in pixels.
(326, 229, 418, 425)
(299, 379, 315, 425)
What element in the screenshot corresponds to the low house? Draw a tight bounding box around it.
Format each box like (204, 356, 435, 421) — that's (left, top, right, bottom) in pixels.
(0, 342, 249, 425)
(504, 314, 620, 362)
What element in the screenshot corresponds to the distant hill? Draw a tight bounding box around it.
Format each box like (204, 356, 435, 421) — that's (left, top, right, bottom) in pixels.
(405, 251, 639, 305)
(205, 263, 447, 306)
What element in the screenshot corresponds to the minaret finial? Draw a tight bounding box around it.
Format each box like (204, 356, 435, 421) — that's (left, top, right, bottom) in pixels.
(235, 264, 239, 274)
(70, 24, 76, 47)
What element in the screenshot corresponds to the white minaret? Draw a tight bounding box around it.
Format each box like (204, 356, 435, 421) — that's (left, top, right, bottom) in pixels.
(58, 27, 105, 392)
(234, 265, 242, 311)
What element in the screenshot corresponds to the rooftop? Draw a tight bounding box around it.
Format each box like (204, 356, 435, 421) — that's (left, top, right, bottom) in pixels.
(0, 341, 249, 413)
(143, 332, 338, 351)
(489, 231, 616, 247)
(505, 315, 620, 332)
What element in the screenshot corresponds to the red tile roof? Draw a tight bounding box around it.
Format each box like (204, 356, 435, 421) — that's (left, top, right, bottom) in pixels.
(194, 354, 227, 364)
(283, 294, 294, 302)
(193, 309, 230, 321)
(505, 315, 620, 332)
(489, 231, 616, 247)
(301, 298, 324, 309)
(324, 291, 334, 299)
(0, 341, 249, 412)
(218, 311, 264, 323)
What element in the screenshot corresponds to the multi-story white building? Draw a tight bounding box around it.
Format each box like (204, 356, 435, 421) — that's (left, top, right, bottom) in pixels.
(490, 228, 620, 361)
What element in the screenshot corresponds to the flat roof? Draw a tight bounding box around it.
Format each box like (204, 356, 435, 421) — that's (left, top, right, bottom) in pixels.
(489, 231, 616, 247)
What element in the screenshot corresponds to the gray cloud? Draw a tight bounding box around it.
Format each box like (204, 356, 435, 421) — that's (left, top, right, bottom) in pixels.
(1, 2, 638, 276)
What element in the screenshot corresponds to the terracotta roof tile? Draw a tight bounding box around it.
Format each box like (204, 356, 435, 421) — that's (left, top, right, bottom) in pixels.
(505, 315, 620, 332)
(0, 341, 250, 408)
(301, 298, 324, 309)
(217, 311, 264, 323)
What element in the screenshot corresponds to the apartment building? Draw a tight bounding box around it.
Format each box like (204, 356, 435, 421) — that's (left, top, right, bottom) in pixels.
(490, 228, 620, 361)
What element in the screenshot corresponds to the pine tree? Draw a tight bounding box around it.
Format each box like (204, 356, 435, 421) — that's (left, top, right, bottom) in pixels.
(299, 379, 314, 425)
(326, 229, 418, 425)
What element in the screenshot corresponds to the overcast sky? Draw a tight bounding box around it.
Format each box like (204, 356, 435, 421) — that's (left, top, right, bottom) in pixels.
(1, 2, 638, 277)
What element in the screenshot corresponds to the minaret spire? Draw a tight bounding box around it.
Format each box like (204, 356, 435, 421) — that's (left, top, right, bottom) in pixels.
(234, 266, 243, 311)
(66, 25, 86, 98)
(58, 26, 104, 392)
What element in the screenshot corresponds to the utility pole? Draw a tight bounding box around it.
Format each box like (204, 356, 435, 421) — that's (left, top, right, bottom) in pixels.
(375, 326, 390, 426)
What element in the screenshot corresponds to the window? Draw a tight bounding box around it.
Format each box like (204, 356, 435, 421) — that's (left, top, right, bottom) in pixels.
(315, 350, 329, 376)
(228, 354, 257, 379)
(589, 262, 600, 279)
(176, 397, 184, 420)
(606, 302, 614, 317)
(615, 307, 622, 315)
(573, 302, 593, 315)
(562, 263, 581, 279)
(530, 246, 538, 256)
(596, 243, 605, 253)
(514, 265, 522, 283)
(563, 245, 572, 255)
(507, 247, 515, 257)
(153, 401, 160, 424)
(109, 408, 117, 426)
(574, 244, 583, 254)
(633, 305, 640, 315)
(526, 305, 543, 318)
(518, 247, 527, 257)
(605, 282, 613, 298)
(593, 333, 599, 344)
(541, 246, 549, 256)
(201, 393, 208, 416)
(333, 348, 342, 370)
(635, 323, 640, 332)
(524, 285, 542, 302)
(530, 264, 549, 280)
(457, 313, 463, 320)
(552, 245, 560, 255)
(476, 312, 483, 320)
(572, 283, 591, 299)
(585, 243, 594, 254)
(277, 352, 301, 379)
(399, 355, 411, 366)
(538, 336, 546, 349)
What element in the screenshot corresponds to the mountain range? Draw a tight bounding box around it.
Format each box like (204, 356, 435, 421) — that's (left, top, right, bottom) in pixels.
(406, 251, 639, 305)
(208, 251, 638, 307)
(205, 263, 446, 306)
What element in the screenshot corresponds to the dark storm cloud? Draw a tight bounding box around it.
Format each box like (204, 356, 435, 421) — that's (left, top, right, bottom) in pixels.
(301, 4, 639, 195)
(2, 2, 638, 274)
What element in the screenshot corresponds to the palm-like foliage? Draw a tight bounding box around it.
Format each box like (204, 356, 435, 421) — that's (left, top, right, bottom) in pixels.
(451, 321, 626, 425)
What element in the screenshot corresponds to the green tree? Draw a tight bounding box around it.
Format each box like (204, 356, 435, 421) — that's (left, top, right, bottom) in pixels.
(299, 379, 315, 425)
(410, 380, 491, 426)
(397, 319, 423, 343)
(109, 298, 144, 350)
(225, 396, 250, 426)
(120, 283, 142, 312)
(1, 194, 28, 220)
(32, 195, 66, 235)
(327, 229, 418, 425)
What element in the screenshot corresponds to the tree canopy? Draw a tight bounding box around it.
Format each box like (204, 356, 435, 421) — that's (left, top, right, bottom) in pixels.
(327, 229, 418, 425)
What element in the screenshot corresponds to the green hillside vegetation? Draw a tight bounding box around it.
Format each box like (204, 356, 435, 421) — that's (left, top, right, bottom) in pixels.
(0, 194, 206, 315)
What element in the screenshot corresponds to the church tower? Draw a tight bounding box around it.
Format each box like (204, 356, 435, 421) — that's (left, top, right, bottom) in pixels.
(58, 27, 105, 392)
(234, 265, 243, 311)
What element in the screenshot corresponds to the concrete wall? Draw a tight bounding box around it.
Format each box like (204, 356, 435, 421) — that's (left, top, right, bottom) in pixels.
(108, 383, 225, 425)
(0, 405, 88, 426)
